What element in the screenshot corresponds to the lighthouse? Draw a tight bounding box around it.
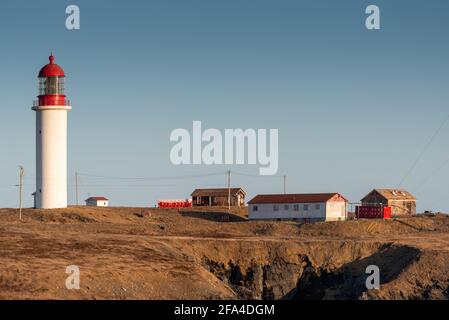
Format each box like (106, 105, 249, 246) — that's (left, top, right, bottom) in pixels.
(32, 54, 71, 209)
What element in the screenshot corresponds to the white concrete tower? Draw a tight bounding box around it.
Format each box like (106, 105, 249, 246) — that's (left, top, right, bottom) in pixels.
(32, 54, 71, 209)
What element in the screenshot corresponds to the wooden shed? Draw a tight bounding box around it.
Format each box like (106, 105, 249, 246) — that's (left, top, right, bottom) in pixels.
(191, 188, 246, 207)
(361, 189, 416, 216)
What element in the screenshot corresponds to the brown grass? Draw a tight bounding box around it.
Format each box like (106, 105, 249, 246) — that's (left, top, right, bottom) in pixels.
(0, 206, 448, 299)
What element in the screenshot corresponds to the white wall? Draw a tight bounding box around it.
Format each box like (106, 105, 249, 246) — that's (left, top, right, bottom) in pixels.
(325, 201, 347, 221)
(249, 201, 347, 221)
(99, 201, 108, 207)
(34, 105, 71, 209)
(249, 202, 326, 220)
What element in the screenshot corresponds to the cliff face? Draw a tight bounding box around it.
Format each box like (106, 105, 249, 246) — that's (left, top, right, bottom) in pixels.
(0, 207, 448, 300)
(179, 240, 448, 300)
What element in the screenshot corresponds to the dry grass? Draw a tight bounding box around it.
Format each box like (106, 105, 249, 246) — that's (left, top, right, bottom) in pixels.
(0, 206, 448, 299)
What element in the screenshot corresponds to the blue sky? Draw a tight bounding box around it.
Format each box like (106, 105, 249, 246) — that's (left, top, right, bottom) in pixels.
(0, 0, 448, 210)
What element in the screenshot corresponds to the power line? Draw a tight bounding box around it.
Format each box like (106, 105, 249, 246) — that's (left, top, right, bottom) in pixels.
(398, 113, 449, 187)
(1, 182, 229, 188)
(2, 170, 285, 188)
(231, 170, 284, 178)
(77, 175, 89, 196)
(67, 183, 227, 188)
(414, 156, 449, 191)
(24, 170, 281, 181)
(77, 171, 225, 181)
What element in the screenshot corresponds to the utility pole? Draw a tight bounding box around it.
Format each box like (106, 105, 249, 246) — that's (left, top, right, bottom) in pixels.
(227, 170, 231, 211)
(18, 166, 24, 220)
(75, 172, 79, 206)
(283, 175, 287, 194)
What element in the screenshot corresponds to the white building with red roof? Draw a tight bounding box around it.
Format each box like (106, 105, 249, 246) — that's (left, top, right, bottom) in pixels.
(248, 193, 348, 222)
(85, 197, 109, 207)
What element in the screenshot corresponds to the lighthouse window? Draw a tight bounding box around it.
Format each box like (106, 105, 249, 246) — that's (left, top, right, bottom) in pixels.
(39, 76, 65, 95)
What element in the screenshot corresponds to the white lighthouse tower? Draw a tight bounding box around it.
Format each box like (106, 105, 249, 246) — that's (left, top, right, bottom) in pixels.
(32, 54, 71, 209)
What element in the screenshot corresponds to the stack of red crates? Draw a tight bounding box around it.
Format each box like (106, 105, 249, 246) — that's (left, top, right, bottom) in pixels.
(157, 200, 193, 208)
(355, 205, 392, 219)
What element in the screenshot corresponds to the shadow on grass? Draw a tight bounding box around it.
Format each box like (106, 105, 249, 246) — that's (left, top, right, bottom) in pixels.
(180, 210, 247, 222)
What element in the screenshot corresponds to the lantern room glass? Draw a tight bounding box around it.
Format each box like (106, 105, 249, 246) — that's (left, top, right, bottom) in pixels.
(38, 76, 65, 95)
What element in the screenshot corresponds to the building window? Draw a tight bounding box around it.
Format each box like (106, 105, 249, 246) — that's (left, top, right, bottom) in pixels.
(284, 205, 289, 210)
(273, 205, 279, 211)
(293, 204, 299, 211)
(315, 204, 320, 210)
(303, 204, 309, 211)
(253, 205, 258, 212)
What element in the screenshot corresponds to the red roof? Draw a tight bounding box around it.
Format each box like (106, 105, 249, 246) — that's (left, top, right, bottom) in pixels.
(248, 193, 348, 204)
(38, 54, 65, 77)
(85, 197, 109, 201)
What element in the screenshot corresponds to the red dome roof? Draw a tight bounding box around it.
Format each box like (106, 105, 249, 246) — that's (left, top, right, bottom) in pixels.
(38, 54, 65, 77)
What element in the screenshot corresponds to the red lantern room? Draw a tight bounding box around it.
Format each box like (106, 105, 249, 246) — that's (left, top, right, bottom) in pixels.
(36, 54, 68, 106)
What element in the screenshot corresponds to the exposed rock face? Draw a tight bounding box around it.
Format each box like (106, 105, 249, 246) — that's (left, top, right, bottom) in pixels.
(203, 257, 305, 300)
(197, 241, 446, 300)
